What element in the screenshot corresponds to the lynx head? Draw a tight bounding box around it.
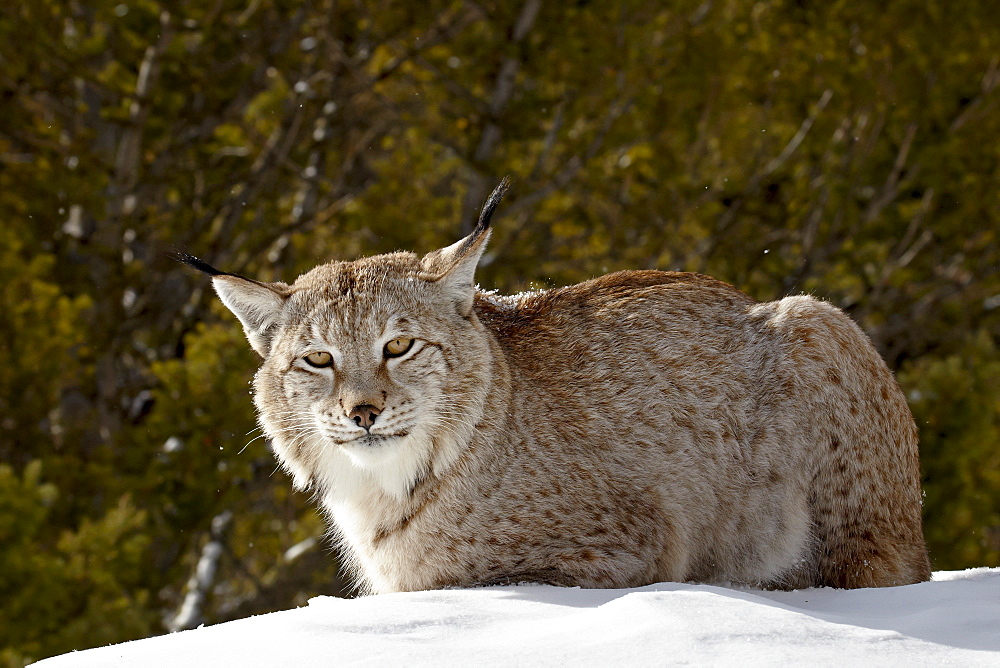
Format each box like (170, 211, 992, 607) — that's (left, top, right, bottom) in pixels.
(180, 180, 509, 501)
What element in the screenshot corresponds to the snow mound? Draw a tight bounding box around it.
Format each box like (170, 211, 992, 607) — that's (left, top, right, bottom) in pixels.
(37, 569, 1000, 667)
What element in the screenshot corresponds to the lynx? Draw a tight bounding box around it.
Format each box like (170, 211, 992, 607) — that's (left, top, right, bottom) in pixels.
(179, 181, 930, 594)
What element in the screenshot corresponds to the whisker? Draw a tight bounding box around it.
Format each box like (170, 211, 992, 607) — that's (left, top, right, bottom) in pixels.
(239, 432, 270, 454)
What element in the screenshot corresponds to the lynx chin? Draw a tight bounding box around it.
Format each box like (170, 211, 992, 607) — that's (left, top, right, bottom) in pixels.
(179, 180, 930, 594)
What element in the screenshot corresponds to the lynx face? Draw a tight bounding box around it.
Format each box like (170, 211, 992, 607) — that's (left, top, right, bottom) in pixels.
(184, 185, 507, 503)
(252, 256, 493, 500)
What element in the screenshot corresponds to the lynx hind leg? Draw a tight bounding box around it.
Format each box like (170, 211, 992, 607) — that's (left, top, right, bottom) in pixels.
(770, 296, 931, 588)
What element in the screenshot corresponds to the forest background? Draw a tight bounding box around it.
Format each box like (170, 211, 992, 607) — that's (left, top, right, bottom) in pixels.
(1, 0, 998, 664)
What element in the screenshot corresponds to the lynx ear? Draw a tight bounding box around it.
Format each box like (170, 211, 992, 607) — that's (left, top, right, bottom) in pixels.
(423, 229, 491, 316)
(173, 253, 289, 356)
(422, 177, 509, 316)
(212, 275, 289, 356)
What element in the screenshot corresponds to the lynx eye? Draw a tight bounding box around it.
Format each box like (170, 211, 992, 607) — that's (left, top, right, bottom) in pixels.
(303, 351, 333, 368)
(384, 337, 415, 358)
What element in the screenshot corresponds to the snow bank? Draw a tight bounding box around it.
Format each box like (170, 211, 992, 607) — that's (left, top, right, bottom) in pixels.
(37, 569, 1000, 667)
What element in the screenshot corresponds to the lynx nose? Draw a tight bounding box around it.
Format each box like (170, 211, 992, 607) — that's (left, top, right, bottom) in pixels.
(349, 404, 381, 431)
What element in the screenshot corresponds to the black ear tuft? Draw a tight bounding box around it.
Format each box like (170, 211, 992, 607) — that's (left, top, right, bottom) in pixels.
(170, 250, 229, 277)
(475, 176, 511, 234)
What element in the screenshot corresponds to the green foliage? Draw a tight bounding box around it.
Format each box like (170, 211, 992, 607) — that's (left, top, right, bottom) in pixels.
(0, 227, 92, 470)
(900, 331, 1000, 569)
(0, 0, 997, 660)
(0, 463, 156, 665)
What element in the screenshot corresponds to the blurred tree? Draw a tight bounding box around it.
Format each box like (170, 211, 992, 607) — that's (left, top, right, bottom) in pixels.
(900, 330, 1000, 569)
(0, 0, 997, 662)
(0, 462, 157, 664)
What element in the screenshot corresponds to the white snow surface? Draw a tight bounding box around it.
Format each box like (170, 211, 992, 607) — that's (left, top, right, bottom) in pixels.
(38, 569, 1000, 667)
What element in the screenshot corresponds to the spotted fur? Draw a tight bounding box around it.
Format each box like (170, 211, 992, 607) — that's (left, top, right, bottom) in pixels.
(195, 200, 930, 594)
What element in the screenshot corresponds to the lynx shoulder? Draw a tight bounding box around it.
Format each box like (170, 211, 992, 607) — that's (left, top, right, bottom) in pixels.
(181, 183, 930, 594)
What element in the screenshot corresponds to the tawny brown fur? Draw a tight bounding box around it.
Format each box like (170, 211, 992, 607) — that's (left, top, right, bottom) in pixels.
(204, 216, 930, 594)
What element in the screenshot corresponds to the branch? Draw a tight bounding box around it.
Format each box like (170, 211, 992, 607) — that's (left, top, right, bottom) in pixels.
(693, 88, 833, 269)
(867, 187, 936, 308)
(458, 0, 543, 234)
(863, 121, 918, 224)
(111, 11, 174, 217)
(762, 88, 834, 177)
(369, 3, 484, 83)
(167, 510, 234, 633)
(949, 55, 1000, 133)
(481, 95, 634, 266)
(215, 535, 352, 622)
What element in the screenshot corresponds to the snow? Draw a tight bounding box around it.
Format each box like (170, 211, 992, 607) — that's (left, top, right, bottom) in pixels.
(37, 569, 1000, 667)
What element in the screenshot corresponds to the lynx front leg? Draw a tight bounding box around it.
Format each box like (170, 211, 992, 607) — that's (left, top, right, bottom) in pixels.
(475, 538, 686, 590)
(476, 568, 582, 588)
